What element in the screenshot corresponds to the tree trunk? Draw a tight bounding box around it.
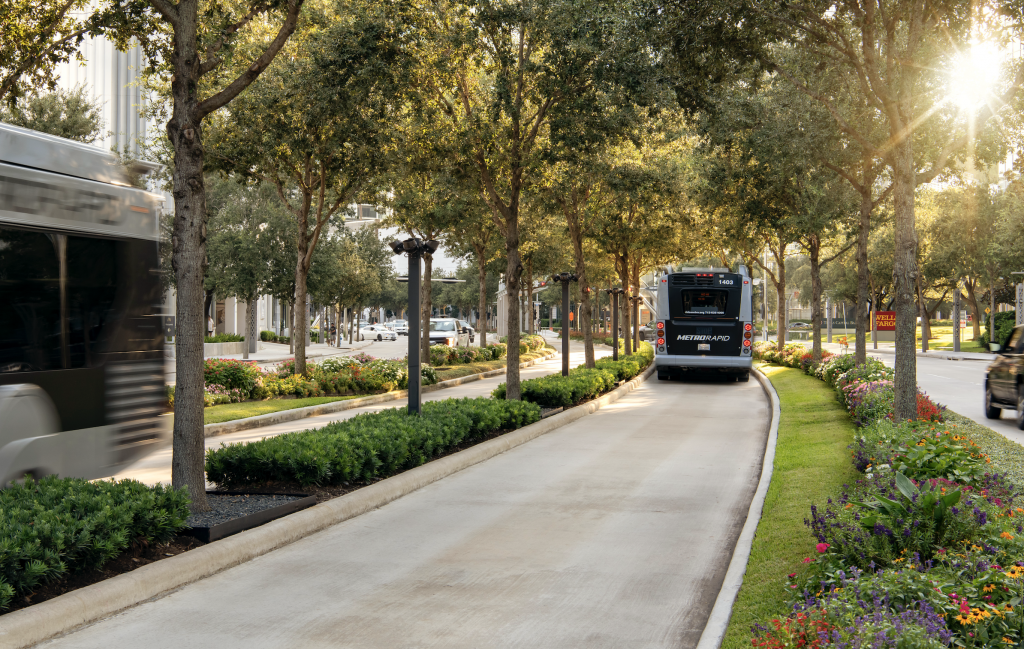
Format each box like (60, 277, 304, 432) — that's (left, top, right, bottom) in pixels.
(477, 250, 488, 347)
(775, 240, 787, 351)
(917, 276, 930, 352)
(527, 259, 534, 336)
(855, 186, 872, 366)
(564, 200, 595, 367)
(421, 254, 433, 363)
(348, 307, 355, 344)
(632, 259, 641, 352)
(167, 3, 211, 512)
(288, 300, 294, 353)
(294, 257, 310, 375)
(504, 217, 523, 400)
(809, 235, 823, 361)
(891, 137, 919, 421)
(355, 305, 361, 344)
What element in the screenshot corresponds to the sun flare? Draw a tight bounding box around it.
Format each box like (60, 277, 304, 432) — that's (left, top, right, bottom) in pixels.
(947, 41, 1005, 111)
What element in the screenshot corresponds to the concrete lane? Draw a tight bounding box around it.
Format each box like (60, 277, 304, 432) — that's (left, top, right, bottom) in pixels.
(864, 351, 1024, 445)
(43, 375, 770, 649)
(119, 343, 610, 485)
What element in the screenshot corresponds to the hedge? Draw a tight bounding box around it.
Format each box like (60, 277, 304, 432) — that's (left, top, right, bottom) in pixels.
(205, 397, 542, 487)
(982, 310, 1016, 348)
(204, 333, 244, 343)
(0, 477, 190, 611)
(491, 342, 654, 407)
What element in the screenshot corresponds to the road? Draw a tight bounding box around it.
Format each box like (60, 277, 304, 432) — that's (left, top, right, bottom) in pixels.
(865, 351, 1024, 445)
(43, 371, 770, 649)
(120, 339, 605, 486)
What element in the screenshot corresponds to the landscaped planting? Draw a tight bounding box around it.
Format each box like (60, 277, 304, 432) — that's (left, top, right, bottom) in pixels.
(491, 342, 653, 407)
(430, 342, 508, 367)
(204, 333, 245, 343)
(0, 477, 189, 611)
(749, 346, 1024, 649)
(205, 397, 542, 487)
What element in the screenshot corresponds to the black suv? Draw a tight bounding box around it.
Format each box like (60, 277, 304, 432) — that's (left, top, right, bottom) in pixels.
(985, 324, 1024, 429)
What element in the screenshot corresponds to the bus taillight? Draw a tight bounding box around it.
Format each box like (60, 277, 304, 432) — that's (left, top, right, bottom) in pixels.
(657, 337, 665, 346)
(744, 323, 752, 332)
(743, 339, 751, 347)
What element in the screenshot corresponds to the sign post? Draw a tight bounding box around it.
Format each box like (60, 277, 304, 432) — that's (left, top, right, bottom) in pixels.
(554, 273, 578, 376)
(873, 310, 896, 347)
(390, 238, 441, 415)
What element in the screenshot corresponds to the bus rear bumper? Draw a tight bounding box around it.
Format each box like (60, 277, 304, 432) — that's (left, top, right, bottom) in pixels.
(655, 355, 753, 369)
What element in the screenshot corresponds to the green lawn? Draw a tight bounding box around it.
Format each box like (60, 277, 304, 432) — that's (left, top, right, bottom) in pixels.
(799, 325, 988, 352)
(203, 396, 358, 424)
(721, 365, 860, 649)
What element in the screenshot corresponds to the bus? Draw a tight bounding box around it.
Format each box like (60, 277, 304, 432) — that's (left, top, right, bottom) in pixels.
(0, 122, 168, 486)
(653, 266, 754, 382)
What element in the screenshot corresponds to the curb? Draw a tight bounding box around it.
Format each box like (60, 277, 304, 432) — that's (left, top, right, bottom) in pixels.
(0, 362, 653, 649)
(203, 350, 558, 438)
(694, 366, 781, 649)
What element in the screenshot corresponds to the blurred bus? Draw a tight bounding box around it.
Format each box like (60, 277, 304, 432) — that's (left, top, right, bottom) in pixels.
(0, 122, 168, 485)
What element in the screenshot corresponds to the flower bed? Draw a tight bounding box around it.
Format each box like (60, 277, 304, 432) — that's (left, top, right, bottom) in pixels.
(205, 397, 542, 487)
(0, 477, 189, 611)
(751, 348, 1024, 648)
(429, 342, 507, 367)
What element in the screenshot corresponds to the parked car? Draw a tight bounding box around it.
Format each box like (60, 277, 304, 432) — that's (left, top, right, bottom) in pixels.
(429, 318, 470, 347)
(638, 321, 654, 341)
(458, 320, 476, 344)
(790, 322, 813, 330)
(985, 324, 1024, 429)
(391, 320, 409, 336)
(358, 324, 397, 342)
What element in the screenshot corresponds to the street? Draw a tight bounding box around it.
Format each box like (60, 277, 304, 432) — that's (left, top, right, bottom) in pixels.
(41, 369, 769, 649)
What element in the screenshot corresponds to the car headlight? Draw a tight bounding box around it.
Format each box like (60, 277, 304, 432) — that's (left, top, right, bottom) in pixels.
(446, 337, 455, 347)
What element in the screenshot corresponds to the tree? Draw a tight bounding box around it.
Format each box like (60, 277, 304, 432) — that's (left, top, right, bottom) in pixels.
(107, 0, 305, 512)
(408, 0, 654, 398)
(0, 86, 103, 142)
(206, 2, 404, 375)
(762, 0, 1024, 419)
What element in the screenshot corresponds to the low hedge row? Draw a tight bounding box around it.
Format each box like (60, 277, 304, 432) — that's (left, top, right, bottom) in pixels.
(491, 342, 654, 407)
(205, 397, 542, 487)
(0, 477, 190, 611)
(204, 333, 244, 343)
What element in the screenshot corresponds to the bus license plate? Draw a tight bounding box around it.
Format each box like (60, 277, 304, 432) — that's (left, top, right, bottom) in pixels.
(698, 343, 710, 351)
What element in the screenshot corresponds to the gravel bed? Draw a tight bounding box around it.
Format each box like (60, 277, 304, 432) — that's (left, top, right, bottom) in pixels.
(944, 410, 1024, 487)
(186, 494, 306, 528)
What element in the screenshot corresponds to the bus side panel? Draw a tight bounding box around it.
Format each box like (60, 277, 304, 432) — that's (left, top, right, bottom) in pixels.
(664, 322, 743, 356)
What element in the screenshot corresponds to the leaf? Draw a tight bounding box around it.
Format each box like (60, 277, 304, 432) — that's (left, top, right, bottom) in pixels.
(859, 515, 878, 529)
(895, 472, 918, 500)
(940, 490, 962, 507)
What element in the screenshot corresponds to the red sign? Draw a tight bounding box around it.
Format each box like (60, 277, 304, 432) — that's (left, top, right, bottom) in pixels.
(874, 311, 895, 331)
(569, 312, 574, 322)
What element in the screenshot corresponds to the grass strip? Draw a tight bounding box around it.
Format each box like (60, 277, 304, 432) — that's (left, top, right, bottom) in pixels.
(721, 365, 861, 649)
(433, 349, 553, 382)
(203, 396, 358, 425)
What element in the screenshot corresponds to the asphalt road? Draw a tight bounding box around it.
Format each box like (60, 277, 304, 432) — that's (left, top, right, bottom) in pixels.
(118, 339, 605, 486)
(43, 371, 770, 649)
(865, 351, 1024, 445)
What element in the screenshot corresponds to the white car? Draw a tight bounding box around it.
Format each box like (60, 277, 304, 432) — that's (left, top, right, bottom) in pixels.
(391, 320, 409, 335)
(358, 325, 397, 342)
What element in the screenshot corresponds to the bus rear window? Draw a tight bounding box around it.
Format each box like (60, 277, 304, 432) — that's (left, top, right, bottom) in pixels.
(675, 289, 729, 317)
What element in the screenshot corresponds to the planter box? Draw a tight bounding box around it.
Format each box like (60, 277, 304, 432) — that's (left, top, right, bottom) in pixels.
(204, 341, 246, 356)
(187, 491, 317, 543)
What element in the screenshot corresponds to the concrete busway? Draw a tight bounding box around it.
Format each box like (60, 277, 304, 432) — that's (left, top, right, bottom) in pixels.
(39, 364, 770, 648)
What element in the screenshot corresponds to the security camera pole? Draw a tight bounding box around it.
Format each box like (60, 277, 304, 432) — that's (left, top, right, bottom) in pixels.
(553, 273, 578, 376)
(605, 287, 624, 361)
(390, 238, 440, 415)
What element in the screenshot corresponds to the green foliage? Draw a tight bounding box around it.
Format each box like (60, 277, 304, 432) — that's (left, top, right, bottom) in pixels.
(0, 476, 189, 610)
(205, 333, 245, 343)
(983, 311, 1018, 348)
(260, 330, 278, 342)
(0, 87, 103, 142)
(204, 358, 260, 393)
(205, 397, 542, 487)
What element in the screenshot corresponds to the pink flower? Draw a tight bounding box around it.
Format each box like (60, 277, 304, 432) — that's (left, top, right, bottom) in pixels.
(959, 599, 970, 614)
(816, 543, 830, 553)
(788, 573, 797, 578)
(802, 557, 812, 563)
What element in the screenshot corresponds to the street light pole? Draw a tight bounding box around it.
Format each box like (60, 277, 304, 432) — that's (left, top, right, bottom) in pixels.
(390, 238, 440, 415)
(554, 273, 578, 376)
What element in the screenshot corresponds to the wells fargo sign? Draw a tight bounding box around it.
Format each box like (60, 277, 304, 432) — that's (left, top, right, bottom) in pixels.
(874, 311, 895, 331)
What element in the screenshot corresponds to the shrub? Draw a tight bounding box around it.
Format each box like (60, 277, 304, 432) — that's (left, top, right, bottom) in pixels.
(260, 330, 278, 342)
(518, 342, 529, 355)
(429, 344, 454, 367)
(421, 365, 439, 385)
(0, 477, 189, 610)
(205, 397, 542, 487)
(204, 358, 261, 396)
(204, 333, 245, 343)
(982, 310, 1017, 348)
(493, 368, 617, 407)
(487, 343, 507, 360)
(594, 357, 641, 381)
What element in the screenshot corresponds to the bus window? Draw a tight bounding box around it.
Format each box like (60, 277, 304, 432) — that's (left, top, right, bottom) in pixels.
(66, 235, 118, 368)
(680, 290, 729, 316)
(0, 227, 62, 372)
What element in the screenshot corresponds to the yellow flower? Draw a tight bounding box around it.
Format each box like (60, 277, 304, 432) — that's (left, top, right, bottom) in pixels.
(1003, 638, 1014, 645)
(1002, 532, 1015, 540)
(956, 614, 970, 625)
(985, 584, 996, 592)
